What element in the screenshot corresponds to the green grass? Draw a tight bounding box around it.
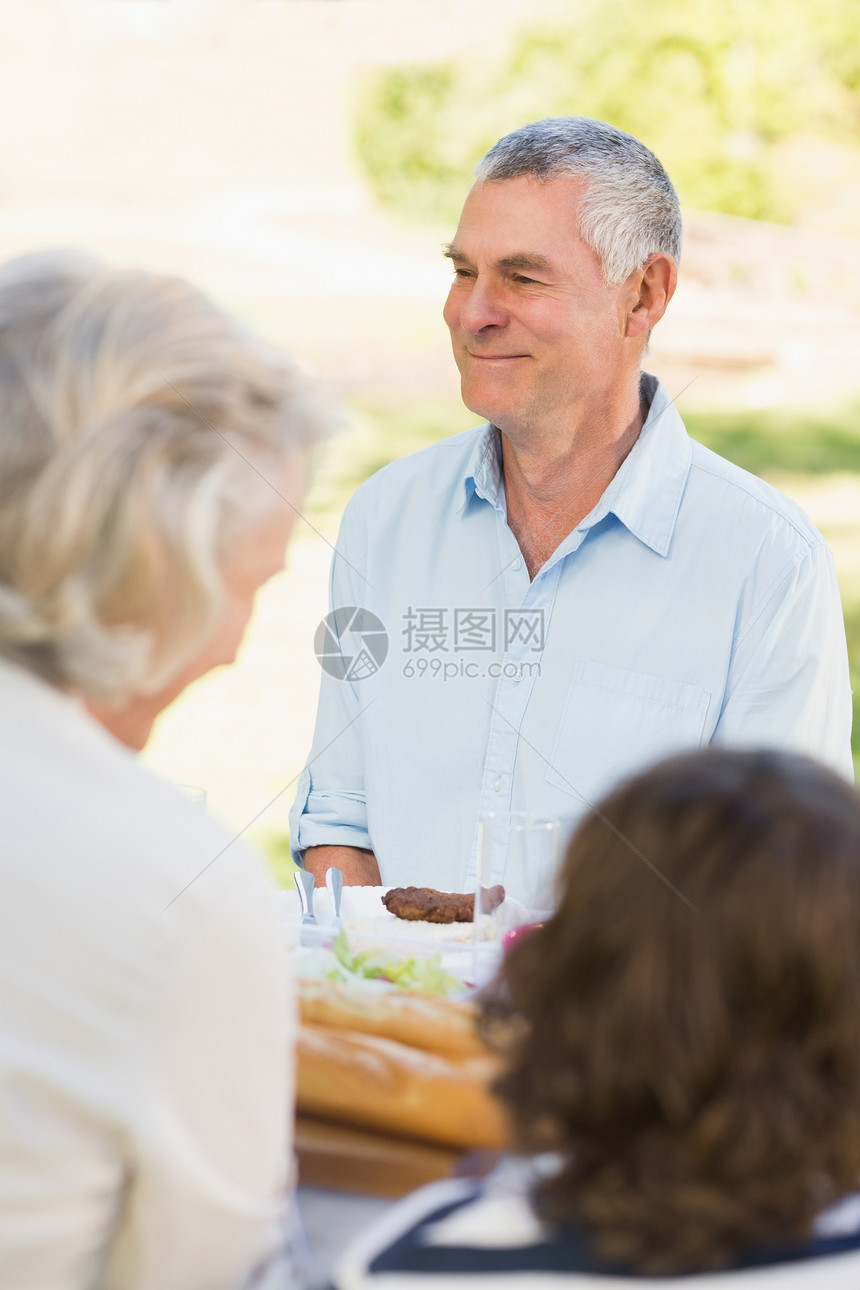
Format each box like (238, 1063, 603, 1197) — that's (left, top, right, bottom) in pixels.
(251, 827, 298, 889)
(684, 402, 860, 477)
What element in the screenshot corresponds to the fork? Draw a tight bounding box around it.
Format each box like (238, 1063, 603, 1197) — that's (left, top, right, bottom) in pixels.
(326, 867, 344, 933)
(294, 869, 317, 945)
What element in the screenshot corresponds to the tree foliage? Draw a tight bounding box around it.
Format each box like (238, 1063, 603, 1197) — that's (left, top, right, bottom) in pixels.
(355, 0, 860, 227)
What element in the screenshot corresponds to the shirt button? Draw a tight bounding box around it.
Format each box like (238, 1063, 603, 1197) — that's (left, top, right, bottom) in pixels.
(492, 777, 503, 792)
(511, 557, 522, 571)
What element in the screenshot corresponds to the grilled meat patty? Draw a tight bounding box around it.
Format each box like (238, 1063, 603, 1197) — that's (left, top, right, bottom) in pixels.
(382, 884, 505, 923)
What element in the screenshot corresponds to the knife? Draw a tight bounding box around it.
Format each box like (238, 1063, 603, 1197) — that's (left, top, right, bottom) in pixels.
(294, 869, 318, 945)
(326, 867, 343, 933)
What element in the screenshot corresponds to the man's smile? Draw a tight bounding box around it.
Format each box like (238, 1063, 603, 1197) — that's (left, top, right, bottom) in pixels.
(465, 352, 530, 362)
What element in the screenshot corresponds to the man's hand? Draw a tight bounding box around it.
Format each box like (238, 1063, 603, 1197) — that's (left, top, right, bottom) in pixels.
(302, 845, 381, 887)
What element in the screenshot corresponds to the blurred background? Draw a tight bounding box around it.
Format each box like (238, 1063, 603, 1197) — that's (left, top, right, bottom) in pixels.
(3, 0, 857, 878)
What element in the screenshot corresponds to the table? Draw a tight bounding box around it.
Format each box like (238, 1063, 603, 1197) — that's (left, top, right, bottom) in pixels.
(295, 1114, 462, 1197)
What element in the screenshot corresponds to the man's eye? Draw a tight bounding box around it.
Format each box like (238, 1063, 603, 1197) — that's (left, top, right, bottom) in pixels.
(513, 274, 538, 285)
(453, 267, 475, 279)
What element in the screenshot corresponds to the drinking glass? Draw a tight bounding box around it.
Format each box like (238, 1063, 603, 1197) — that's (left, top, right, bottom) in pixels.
(472, 812, 561, 983)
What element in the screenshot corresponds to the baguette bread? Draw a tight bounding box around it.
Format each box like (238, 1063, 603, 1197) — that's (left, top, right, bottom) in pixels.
(296, 1024, 509, 1151)
(298, 976, 486, 1059)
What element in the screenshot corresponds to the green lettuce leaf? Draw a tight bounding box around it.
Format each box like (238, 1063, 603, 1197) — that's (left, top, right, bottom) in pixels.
(329, 929, 461, 997)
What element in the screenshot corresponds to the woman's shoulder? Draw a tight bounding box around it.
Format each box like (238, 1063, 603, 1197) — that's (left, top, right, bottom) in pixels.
(0, 658, 281, 1008)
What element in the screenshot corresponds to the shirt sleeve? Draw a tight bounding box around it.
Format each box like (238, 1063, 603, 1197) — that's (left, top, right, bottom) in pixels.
(290, 502, 374, 861)
(103, 845, 297, 1290)
(713, 542, 854, 779)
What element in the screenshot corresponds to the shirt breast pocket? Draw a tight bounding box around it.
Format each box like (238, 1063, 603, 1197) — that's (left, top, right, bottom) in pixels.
(544, 660, 711, 807)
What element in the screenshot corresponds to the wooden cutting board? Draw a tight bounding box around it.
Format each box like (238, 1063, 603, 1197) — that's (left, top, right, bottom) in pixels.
(295, 1113, 464, 1198)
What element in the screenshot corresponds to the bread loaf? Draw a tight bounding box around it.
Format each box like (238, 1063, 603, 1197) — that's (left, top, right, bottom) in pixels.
(296, 1024, 509, 1151)
(298, 976, 486, 1059)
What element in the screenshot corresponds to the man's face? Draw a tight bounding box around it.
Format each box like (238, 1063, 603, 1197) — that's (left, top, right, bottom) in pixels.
(443, 175, 634, 439)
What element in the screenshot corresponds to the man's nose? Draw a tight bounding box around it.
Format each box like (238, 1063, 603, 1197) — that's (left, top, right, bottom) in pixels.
(456, 278, 508, 334)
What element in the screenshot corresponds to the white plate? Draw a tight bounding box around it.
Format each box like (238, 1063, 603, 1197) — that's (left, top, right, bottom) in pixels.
(275, 885, 516, 988)
(275, 885, 531, 943)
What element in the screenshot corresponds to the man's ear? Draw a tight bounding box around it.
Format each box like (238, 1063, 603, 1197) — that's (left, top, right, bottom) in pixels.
(624, 254, 678, 339)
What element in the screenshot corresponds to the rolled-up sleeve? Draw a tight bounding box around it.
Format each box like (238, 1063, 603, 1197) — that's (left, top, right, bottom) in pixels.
(290, 502, 374, 863)
(290, 767, 373, 858)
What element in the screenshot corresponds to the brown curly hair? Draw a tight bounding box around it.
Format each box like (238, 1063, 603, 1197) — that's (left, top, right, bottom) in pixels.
(480, 748, 860, 1274)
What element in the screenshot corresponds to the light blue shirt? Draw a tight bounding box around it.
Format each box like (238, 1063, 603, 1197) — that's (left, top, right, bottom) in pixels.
(291, 376, 853, 901)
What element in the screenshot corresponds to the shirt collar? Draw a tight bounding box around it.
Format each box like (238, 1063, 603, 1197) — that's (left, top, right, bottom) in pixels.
(578, 374, 692, 557)
(461, 375, 692, 557)
(463, 423, 504, 512)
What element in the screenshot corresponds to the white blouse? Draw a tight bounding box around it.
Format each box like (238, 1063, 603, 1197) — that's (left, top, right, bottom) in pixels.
(0, 660, 295, 1289)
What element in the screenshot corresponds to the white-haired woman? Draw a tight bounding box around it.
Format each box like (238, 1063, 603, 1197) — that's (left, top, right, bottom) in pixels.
(0, 252, 329, 1288)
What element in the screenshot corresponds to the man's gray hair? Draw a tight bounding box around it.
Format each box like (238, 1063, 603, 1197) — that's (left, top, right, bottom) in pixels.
(474, 117, 681, 285)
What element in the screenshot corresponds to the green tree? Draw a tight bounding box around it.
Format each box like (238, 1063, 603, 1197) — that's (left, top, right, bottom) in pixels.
(355, 0, 860, 227)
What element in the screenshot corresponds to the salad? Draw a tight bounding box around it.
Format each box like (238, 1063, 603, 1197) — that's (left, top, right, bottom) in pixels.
(325, 929, 463, 998)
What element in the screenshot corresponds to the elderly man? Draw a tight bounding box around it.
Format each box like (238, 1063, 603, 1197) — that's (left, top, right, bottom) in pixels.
(291, 117, 852, 898)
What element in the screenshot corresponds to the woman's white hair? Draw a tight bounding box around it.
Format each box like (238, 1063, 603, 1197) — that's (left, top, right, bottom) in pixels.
(474, 117, 681, 285)
(0, 250, 330, 701)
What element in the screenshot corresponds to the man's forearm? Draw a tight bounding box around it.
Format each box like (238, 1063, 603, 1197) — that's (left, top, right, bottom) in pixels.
(302, 845, 381, 887)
